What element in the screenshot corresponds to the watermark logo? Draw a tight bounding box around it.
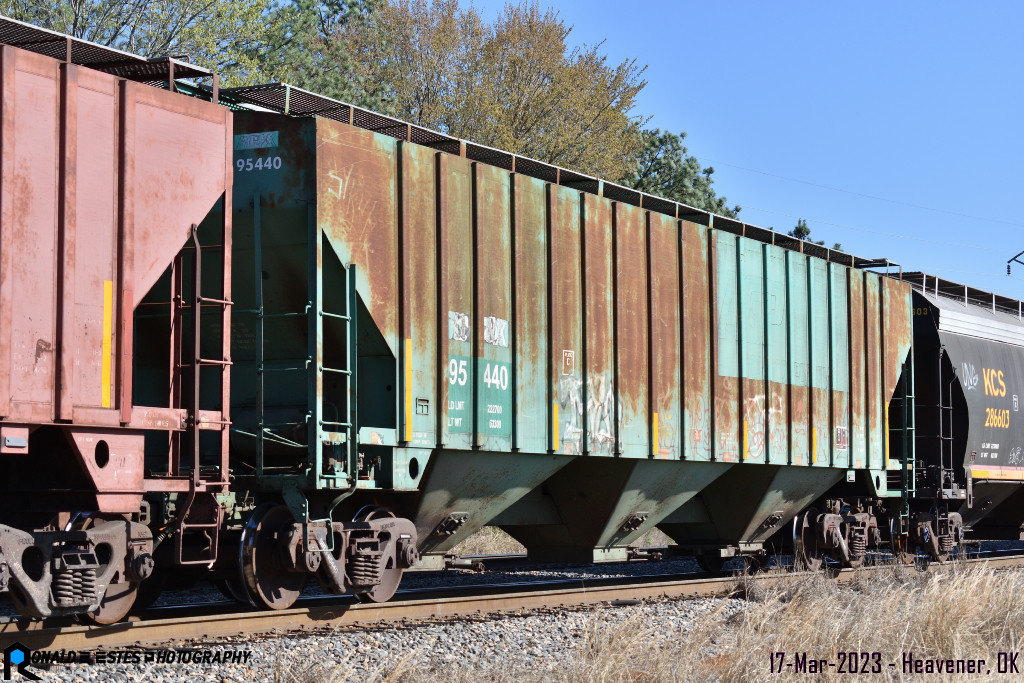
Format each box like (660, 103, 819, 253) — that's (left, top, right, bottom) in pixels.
(3, 644, 250, 677)
(3, 643, 40, 681)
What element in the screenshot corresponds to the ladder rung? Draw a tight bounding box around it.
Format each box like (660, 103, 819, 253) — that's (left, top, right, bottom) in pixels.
(198, 358, 233, 366)
(178, 305, 232, 312)
(198, 296, 234, 305)
(262, 311, 308, 319)
(321, 312, 351, 321)
(321, 367, 351, 375)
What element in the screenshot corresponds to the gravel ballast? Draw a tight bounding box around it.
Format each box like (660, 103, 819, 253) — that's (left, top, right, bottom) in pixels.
(6, 541, 1024, 682)
(10, 595, 748, 682)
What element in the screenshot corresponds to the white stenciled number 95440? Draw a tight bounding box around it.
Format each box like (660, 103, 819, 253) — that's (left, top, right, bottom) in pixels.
(236, 156, 283, 172)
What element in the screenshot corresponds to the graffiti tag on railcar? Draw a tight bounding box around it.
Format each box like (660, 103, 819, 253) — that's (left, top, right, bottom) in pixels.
(483, 316, 509, 347)
(448, 311, 470, 342)
(962, 362, 979, 391)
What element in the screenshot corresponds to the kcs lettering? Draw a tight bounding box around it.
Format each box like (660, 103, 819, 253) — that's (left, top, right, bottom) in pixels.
(983, 368, 1006, 397)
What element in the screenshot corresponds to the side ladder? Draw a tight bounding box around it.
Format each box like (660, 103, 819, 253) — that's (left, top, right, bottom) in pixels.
(888, 353, 916, 540)
(243, 194, 358, 493)
(171, 223, 232, 565)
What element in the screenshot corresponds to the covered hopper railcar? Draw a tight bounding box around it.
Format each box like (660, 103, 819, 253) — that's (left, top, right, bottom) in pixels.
(199, 88, 924, 597)
(0, 16, 1007, 622)
(0, 19, 233, 622)
(905, 273, 1024, 549)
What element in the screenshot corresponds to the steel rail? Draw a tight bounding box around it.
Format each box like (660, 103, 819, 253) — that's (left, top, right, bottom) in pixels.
(4, 551, 1024, 652)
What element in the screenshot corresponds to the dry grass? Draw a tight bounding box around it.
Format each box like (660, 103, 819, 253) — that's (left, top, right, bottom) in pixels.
(449, 527, 525, 556)
(274, 562, 1024, 682)
(715, 563, 1024, 681)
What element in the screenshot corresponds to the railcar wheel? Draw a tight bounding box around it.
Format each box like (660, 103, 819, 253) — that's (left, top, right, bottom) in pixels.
(87, 581, 140, 625)
(352, 506, 404, 603)
(215, 577, 253, 606)
(793, 508, 824, 571)
(72, 515, 141, 624)
(240, 504, 307, 610)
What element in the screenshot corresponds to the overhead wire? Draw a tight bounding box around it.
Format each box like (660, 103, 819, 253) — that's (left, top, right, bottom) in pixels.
(741, 206, 1004, 253)
(696, 156, 1016, 255)
(708, 161, 1023, 294)
(703, 158, 1024, 229)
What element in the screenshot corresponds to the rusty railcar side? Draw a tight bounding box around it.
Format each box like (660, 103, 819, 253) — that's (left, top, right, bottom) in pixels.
(0, 45, 231, 492)
(0, 39, 231, 620)
(582, 194, 615, 457)
(614, 202, 650, 457)
(648, 211, 681, 460)
(228, 108, 914, 563)
(681, 221, 713, 462)
(513, 175, 549, 453)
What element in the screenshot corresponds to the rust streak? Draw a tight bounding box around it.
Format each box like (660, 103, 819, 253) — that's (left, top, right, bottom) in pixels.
(614, 202, 649, 456)
(682, 221, 711, 461)
(583, 194, 614, 456)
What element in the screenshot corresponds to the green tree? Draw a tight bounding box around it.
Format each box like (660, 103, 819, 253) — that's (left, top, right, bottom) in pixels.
(257, 0, 380, 100)
(339, 0, 647, 179)
(0, 0, 271, 83)
(620, 128, 739, 217)
(789, 218, 811, 240)
(788, 218, 841, 251)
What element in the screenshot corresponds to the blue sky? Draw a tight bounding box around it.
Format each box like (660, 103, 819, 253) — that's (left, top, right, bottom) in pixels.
(470, 0, 1024, 298)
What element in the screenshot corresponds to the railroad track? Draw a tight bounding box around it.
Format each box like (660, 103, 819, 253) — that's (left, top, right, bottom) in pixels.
(4, 550, 1024, 652)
